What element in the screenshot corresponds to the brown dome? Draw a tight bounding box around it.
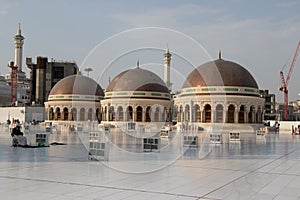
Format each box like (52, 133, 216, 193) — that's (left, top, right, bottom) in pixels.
(106, 68, 169, 93)
(183, 58, 258, 89)
(49, 75, 104, 96)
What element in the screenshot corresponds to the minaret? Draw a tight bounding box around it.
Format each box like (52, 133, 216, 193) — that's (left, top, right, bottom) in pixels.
(14, 23, 25, 71)
(164, 44, 172, 90)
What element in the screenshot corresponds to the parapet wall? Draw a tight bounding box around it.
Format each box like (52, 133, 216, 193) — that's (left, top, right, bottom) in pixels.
(0, 106, 45, 124)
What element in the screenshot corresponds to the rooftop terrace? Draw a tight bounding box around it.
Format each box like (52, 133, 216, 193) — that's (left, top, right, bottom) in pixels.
(1, 125, 300, 199)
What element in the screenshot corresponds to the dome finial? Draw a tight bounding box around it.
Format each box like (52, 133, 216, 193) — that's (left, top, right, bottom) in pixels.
(17, 22, 21, 35)
(136, 60, 140, 69)
(218, 50, 222, 59)
(166, 43, 169, 53)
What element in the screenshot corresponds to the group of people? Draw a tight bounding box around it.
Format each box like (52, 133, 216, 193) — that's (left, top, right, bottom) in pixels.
(292, 125, 300, 135)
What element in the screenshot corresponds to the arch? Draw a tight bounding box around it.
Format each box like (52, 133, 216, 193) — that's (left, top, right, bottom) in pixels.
(185, 105, 190, 122)
(248, 106, 254, 123)
(102, 107, 106, 121)
(238, 105, 245, 123)
(161, 107, 167, 122)
(49, 107, 54, 120)
(154, 107, 160, 122)
(127, 106, 133, 121)
(216, 104, 223, 123)
(96, 108, 100, 122)
(71, 108, 77, 121)
(117, 106, 124, 121)
(146, 106, 151, 122)
(88, 108, 93, 121)
(227, 104, 235, 123)
(178, 105, 183, 122)
(63, 107, 68, 121)
(167, 107, 172, 122)
(55, 107, 61, 121)
(109, 106, 115, 121)
(257, 105, 262, 123)
(204, 104, 211, 123)
(80, 108, 85, 121)
(194, 104, 201, 122)
(136, 106, 143, 122)
(173, 105, 178, 122)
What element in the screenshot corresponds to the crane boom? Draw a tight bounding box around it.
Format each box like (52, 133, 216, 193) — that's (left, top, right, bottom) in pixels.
(286, 41, 300, 85)
(279, 41, 300, 120)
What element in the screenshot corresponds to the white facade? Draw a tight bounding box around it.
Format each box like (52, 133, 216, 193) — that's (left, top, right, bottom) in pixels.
(101, 91, 172, 126)
(45, 94, 102, 124)
(0, 106, 45, 124)
(175, 86, 265, 125)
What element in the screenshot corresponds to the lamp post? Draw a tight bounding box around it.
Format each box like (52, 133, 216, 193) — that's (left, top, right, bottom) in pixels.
(84, 67, 93, 77)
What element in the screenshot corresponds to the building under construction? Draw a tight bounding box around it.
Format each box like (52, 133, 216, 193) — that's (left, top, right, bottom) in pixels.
(26, 57, 78, 105)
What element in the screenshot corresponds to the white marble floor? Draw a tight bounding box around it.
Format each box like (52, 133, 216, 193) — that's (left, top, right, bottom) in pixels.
(1, 126, 300, 200)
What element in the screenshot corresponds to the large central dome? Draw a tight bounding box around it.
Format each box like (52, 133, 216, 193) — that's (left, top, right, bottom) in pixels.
(106, 67, 169, 93)
(183, 58, 258, 89)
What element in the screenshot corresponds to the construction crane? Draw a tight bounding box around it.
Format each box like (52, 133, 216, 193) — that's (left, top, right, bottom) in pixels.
(279, 41, 300, 120)
(8, 61, 18, 105)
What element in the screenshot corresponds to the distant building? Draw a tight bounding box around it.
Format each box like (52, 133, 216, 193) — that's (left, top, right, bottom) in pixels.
(260, 89, 277, 120)
(0, 75, 10, 106)
(276, 104, 294, 121)
(26, 57, 79, 105)
(290, 100, 300, 121)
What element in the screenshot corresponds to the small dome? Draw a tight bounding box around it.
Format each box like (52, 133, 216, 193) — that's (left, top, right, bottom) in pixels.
(183, 58, 258, 89)
(107, 68, 169, 93)
(49, 75, 104, 96)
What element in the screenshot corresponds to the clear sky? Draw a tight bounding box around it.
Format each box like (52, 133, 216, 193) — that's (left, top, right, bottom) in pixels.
(0, 0, 300, 102)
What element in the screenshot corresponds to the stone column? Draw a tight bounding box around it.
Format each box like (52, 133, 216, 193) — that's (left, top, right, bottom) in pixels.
(76, 108, 80, 121)
(142, 107, 146, 122)
(211, 108, 215, 123)
(159, 108, 162, 122)
(68, 109, 72, 121)
(133, 109, 136, 122)
(124, 107, 128, 121)
(244, 107, 248, 123)
(85, 108, 89, 121)
(189, 105, 193, 123)
(191, 107, 195, 122)
(223, 108, 227, 123)
(234, 111, 239, 123)
(106, 106, 109, 122)
(182, 107, 186, 123)
(201, 110, 205, 123)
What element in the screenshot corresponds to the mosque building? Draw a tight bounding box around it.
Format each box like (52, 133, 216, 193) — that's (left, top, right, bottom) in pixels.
(44, 74, 104, 124)
(174, 51, 265, 128)
(45, 47, 264, 129)
(100, 60, 173, 128)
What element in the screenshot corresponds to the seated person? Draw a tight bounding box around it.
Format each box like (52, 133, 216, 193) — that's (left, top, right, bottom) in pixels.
(11, 125, 27, 146)
(11, 125, 23, 137)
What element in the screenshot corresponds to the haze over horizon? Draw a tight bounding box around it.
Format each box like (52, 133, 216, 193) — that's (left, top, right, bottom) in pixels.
(0, 0, 299, 103)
